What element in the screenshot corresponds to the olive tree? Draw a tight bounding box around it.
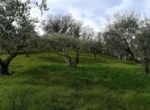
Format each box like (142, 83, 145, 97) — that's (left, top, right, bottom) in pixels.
(0, 0, 47, 75)
(83, 39, 102, 59)
(104, 12, 150, 74)
(44, 33, 82, 67)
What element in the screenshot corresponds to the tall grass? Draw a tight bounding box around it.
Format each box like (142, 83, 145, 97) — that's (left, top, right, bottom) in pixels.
(0, 52, 150, 110)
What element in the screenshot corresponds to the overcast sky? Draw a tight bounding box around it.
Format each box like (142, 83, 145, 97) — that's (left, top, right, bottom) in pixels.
(29, 0, 150, 35)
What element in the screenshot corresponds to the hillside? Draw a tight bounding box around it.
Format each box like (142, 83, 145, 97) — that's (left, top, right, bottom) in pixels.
(0, 53, 150, 110)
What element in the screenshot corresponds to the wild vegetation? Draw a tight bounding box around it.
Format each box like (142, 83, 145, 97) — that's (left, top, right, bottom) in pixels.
(0, 53, 150, 110)
(0, 0, 150, 109)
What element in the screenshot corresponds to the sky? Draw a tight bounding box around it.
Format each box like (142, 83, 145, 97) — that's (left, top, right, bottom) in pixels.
(28, 0, 150, 35)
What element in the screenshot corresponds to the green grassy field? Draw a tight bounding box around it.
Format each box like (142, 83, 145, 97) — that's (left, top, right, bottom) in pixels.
(0, 52, 150, 110)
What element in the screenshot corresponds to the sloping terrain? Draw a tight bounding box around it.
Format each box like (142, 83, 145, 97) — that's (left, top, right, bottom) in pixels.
(0, 53, 150, 110)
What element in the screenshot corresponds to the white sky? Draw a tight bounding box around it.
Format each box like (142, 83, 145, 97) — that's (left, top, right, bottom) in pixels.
(26, 0, 150, 35)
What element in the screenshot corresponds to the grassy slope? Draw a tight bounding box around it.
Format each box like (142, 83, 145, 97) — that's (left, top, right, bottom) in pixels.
(0, 53, 150, 110)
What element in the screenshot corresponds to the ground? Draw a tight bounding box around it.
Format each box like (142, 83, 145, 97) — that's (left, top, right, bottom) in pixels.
(0, 52, 150, 110)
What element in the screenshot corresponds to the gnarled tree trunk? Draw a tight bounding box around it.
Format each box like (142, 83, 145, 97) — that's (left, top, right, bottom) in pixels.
(52, 45, 81, 67)
(126, 48, 150, 75)
(144, 64, 149, 75)
(0, 62, 9, 75)
(143, 58, 149, 75)
(73, 53, 79, 67)
(0, 53, 17, 75)
(64, 53, 80, 67)
(64, 55, 72, 66)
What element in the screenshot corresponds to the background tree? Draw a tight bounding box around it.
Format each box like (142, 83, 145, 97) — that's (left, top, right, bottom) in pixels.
(44, 33, 82, 67)
(83, 39, 102, 59)
(81, 26, 95, 41)
(43, 14, 83, 38)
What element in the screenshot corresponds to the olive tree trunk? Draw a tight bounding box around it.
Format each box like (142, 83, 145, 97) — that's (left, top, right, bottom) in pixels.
(53, 48, 80, 67)
(0, 62, 9, 75)
(126, 48, 150, 75)
(0, 53, 17, 75)
(64, 53, 79, 67)
(144, 64, 149, 75)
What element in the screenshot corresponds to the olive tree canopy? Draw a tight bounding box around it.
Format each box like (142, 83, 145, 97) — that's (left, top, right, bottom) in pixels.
(0, 0, 47, 75)
(104, 12, 150, 74)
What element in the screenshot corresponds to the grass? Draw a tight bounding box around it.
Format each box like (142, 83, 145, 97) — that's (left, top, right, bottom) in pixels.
(0, 52, 150, 110)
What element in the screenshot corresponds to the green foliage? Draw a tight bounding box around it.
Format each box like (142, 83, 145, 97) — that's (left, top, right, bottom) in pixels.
(0, 0, 48, 75)
(44, 33, 81, 50)
(43, 33, 82, 66)
(103, 12, 150, 74)
(0, 53, 150, 109)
